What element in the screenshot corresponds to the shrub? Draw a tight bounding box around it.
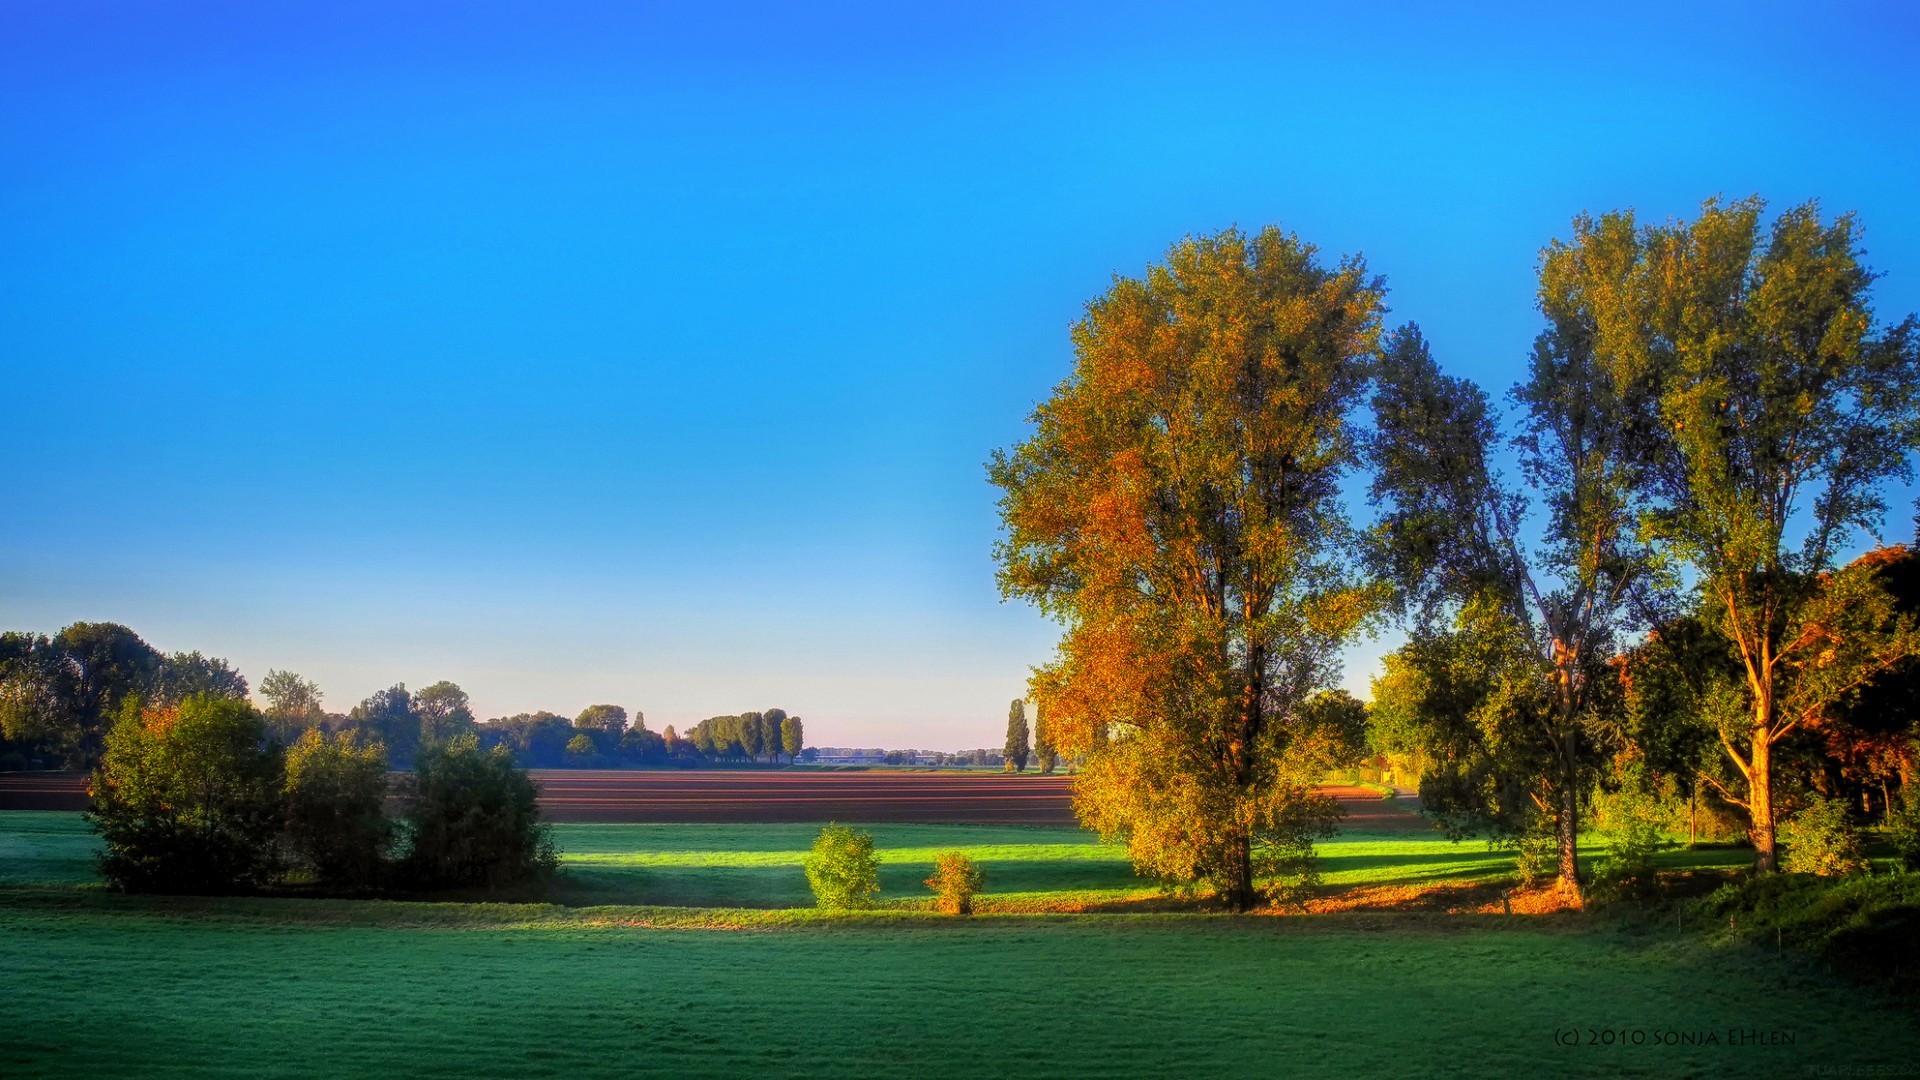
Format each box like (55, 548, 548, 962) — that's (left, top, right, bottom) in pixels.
(1697, 873, 1920, 996)
(1887, 796, 1920, 872)
(88, 695, 284, 893)
(805, 823, 879, 910)
(1589, 771, 1674, 898)
(1780, 798, 1867, 876)
(284, 729, 393, 888)
(1511, 827, 1559, 884)
(400, 735, 557, 889)
(925, 851, 983, 914)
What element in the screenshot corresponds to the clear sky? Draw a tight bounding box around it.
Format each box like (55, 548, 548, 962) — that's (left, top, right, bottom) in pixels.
(4, 2, 1918, 749)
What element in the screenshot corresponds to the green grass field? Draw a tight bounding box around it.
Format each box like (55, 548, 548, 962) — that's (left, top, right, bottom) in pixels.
(4, 811, 1916, 1078)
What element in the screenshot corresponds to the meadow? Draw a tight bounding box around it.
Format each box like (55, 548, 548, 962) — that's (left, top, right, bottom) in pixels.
(4, 810, 1917, 1078)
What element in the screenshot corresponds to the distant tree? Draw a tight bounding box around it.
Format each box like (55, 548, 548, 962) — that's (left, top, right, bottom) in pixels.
(87, 694, 284, 893)
(781, 715, 804, 761)
(662, 724, 679, 753)
(350, 685, 419, 765)
(154, 651, 249, 705)
(258, 669, 327, 744)
(804, 824, 879, 910)
(564, 732, 598, 764)
(0, 632, 80, 762)
(763, 708, 789, 762)
(4, 622, 167, 765)
(413, 681, 476, 750)
(400, 734, 556, 889)
(1546, 198, 1920, 871)
(619, 724, 666, 764)
(1032, 700, 1057, 774)
(741, 711, 767, 761)
(575, 704, 628, 737)
(283, 728, 392, 888)
(992, 227, 1383, 909)
(1003, 700, 1030, 773)
(479, 712, 574, 767)
(800, 747, 818, 763)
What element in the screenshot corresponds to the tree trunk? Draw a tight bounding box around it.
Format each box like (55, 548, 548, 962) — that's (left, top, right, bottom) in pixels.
(1751, 724, 1777, 872)
(1221, 830, 1256, 912)
(1689, 783, 1698, 847)
(1556, 724, 1581, 890)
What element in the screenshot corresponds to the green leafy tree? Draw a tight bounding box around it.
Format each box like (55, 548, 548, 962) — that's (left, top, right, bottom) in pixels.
(763, 708, 789, 762)
(350, 685, 419, 764)
(87, 694, 284, 893)
(284, 728, 392, 888)
(991, 226, 1384, 910)
(1368, 320, 1657, 889)
(1549, 197, 1920, 871)
(0, 632, 80, 761)
(154, 651, 248, 706)
(258, 669, 327, 744)
(400, 734, 556, 889)
(741, 711, 767, 762)
(575, 704, 628, 737)
(1003, 700, 1030, 772)
(804, 823, 879, 910)
(781, 714, 804, 761)
(564, 732, 598, 763)
(413, 681, 476, 750)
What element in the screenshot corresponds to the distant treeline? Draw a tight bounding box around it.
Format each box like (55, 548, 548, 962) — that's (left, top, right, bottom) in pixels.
(0, 622, 804, 770)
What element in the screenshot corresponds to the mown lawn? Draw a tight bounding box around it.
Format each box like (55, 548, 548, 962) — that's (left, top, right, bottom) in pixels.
(4, 811, 1913, 1078)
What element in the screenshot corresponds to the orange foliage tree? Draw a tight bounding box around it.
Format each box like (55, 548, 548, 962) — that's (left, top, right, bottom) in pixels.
(990, 226, 1384, 910)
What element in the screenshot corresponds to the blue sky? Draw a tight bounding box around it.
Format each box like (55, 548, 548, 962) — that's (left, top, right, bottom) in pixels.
(4, 2, 1918, 748)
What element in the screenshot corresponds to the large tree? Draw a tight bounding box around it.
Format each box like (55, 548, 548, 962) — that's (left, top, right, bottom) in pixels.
(1367, 319, 1658, 890)
(1548, 197, 1920, 870)
(412, 681, 476, 750)
(992, 226, 1384, 910)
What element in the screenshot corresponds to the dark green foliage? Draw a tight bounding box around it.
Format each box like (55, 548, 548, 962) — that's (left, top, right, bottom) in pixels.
(804, 823, 879, 910)
(479, 711, 574, 766)
(1889, 798, 1920, 872)
(349, 684, 420, 765)
(87, 694, 285, 894)
(283, 729, 393, 888)
(1698, 873, 1920, 996)
(400, 735, 557, 889)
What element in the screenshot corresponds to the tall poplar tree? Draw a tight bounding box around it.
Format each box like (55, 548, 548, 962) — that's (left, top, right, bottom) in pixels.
(1368, 317, 1658, 891)
(1003, 700, 1030, 772)
(1553, 197, 1920, 870)
(992, 226, 1384, 910)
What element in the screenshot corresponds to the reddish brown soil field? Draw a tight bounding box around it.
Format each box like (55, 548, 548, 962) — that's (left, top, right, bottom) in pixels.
(0, 770, 1425, 829)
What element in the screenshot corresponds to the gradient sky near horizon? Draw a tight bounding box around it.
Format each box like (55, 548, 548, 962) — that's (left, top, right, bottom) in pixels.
(4, 2, 1919, 749)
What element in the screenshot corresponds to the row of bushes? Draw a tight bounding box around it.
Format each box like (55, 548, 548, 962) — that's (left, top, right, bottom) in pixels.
(803, 824, 984, 915)
(88, 694, 555, 895)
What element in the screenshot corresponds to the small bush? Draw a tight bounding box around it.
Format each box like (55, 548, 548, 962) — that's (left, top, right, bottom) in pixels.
(88, 695, 285, 894)
(284, 729, 393, 888)
(400, 735, 557, 890)
(805, 823, 879, 910)
(1512, 828, 1559, 884)
(1589, 775, 1674, 898)
(1887, 797, 1920, 872)
(1779, 798, 1867, 876)
(925, 851, 983, 914)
